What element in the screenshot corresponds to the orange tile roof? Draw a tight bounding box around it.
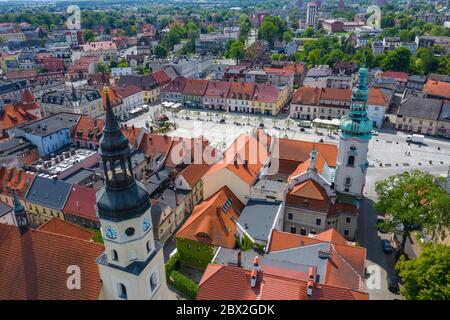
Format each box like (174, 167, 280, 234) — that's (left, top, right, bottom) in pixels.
(72, 115, 105, 142)
(121, 125, 142, 147)
(0, 104, 37, 131)
(38, 217, 95, 241)
(292, 87, 321, 105)
(205, 131, 270, 186)
(368, 87, 390, 107)
(264, 67, 295, 77)
(182, 79, 208, 96)
(178, 163, 213, 188)
(423, 80, 450, 99)
(381, 71, 408, 81)
(164, 136, 219, 169)
(288, 151, 327, 181)
(176, 186, 244, 248)
(152, 70, 171, 85)
(63, 185, 98, 223)
(276, 138, 338, 167)
(138, 132, 172, 158)
(99, 87, 123, 109)
(0, 167, 35, 199)
(289, 179, 327, 201)
(197, 264, 368, 300)
(0, 223, 104, 300)
(228, 82, 255, 100)
(252, 84, 279, 103)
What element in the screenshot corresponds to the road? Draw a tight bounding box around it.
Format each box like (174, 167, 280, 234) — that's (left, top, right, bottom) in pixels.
(359, 165, 449, 300)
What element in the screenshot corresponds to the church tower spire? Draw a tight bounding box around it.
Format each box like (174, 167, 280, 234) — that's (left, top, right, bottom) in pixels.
(13, 189, 28, 234)
(96, 87, 168, 300)
(334, 65, 373, 198)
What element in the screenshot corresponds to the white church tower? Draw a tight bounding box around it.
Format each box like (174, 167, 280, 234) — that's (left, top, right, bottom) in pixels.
(334, 66, 373, 199)
(96, 88, 168, 300)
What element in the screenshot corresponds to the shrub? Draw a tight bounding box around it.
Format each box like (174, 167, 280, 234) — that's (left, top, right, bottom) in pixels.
(169, 270, 198, 300)
(165, 251, 181, 280)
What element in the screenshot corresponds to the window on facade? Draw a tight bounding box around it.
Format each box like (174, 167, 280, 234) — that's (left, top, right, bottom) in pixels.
(118, 283, 127, 299)
(146, 241, 152, 253)
(300, 228, 306, 236)
(150, 273, 158, 292)
(347, 156, 355, 167)
(310, 230, 317, 235)
(112, 250, 118, 261)
(316, 218, 321, 226)
(288, 213, 293, 220)
(345, 177, 351, 186)
(346, 217, 351, 224)
(290, 226, 297, 234)
(344, 230, 349, 236)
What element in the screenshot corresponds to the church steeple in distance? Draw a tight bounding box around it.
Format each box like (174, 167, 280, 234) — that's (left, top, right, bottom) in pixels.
(13, 189, 29, 234)
(96, 87, 151, 222)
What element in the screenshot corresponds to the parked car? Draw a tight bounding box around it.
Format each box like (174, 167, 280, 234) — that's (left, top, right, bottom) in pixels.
(381, 239, 393, 254)
(387, 274, 400, 294)
(371, 130, 379, 136)
(219, 118, 225, 124)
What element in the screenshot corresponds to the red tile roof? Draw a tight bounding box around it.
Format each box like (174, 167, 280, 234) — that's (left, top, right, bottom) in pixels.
(423, 80, 450, 99)
(72, 115, 105, 143)
(120, 125, 142, 147)
(0, 167, 35, 199)
(381, 71, 408, 81)
(197, 264, 368, 300)
(292, 87, 321, 105)
(276, 138, 338, 167)
(99, 87, 123, 109)
(368, 88, 390, 107)
(178, 163, 213, 188)
(0, 104, 37, 131)
(38, 217, 95, 240)
(138, 132, 173, 158)
(320, 88, 352, 102)
(0, 223, 104, 300)
(152, 70, 171, 86)
(252, 84, 279, 103)
(205, 131, 271, 186)
(176, 186, 244, 249)
(204, 80, 231, 98)
(264, 67, 295, 77)
(114, 85, 142, 99)
(63, 185, 98, 222)
(164, 136, 218, 169)
(161, 77, 187, 94)
(228, 82, 255, 100)
(182, 79, 208, 96)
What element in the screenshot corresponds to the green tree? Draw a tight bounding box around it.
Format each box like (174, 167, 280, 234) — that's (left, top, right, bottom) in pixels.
(229, 41, 245, 62)
(307, 49, 321, 67)
(207, 25, 215, 33)
(396, 244, 450, 300)
(83, 29, 95, 43)
(375, 170, 450, 257)
(154, 45, 168, 58)
(238, 14, 251, 38)
(381, 47, 412, 72)
(304, 26, 315, 38)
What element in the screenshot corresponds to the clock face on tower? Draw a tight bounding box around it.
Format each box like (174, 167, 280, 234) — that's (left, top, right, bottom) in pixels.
(143, 217, 151, 232)
(105, 226, 117, 239)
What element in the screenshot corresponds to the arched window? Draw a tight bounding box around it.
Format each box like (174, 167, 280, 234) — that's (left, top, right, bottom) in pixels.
(347, 156, 355, 167)
(118, 283, 127, 299)
(345, 177, 352, 186)
(150, 273, 158, 291)
(112, 249, 118, 261)
(146, 241, 152, 253)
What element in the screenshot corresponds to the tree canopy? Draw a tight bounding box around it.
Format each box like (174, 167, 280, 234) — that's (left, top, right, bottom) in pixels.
(396, 244, 450, 300)
(375, 170, 450, 257)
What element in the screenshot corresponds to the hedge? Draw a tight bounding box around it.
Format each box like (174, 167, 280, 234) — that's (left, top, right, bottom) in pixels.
(165, 251, 181, 281)
(169, 270, 198, 300)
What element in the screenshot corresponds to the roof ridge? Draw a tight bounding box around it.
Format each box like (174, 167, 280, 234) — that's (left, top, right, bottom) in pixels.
(329, 244, 365, 291)
(35, 227, 103, 247)
(0, 224, 14, 243)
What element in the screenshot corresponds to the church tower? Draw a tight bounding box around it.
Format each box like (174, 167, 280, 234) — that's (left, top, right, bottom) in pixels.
(334, 67, 373, 198)
(96, 88, 168, 300)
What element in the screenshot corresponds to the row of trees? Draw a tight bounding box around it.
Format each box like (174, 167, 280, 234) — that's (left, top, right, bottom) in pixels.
(375, 170, 450, 299)
(258, 15, 294, 49)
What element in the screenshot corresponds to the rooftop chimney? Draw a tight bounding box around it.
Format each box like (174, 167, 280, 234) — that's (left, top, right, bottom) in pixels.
(253, 256, 260, 271)
(250, 269, 257, 288)
(307, 280, 314, 296)
(308, 266, 317, 282)
(237, 250, 242, 267)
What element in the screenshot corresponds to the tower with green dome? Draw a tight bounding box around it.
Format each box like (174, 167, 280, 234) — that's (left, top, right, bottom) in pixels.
(334, 66, 373, 199)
